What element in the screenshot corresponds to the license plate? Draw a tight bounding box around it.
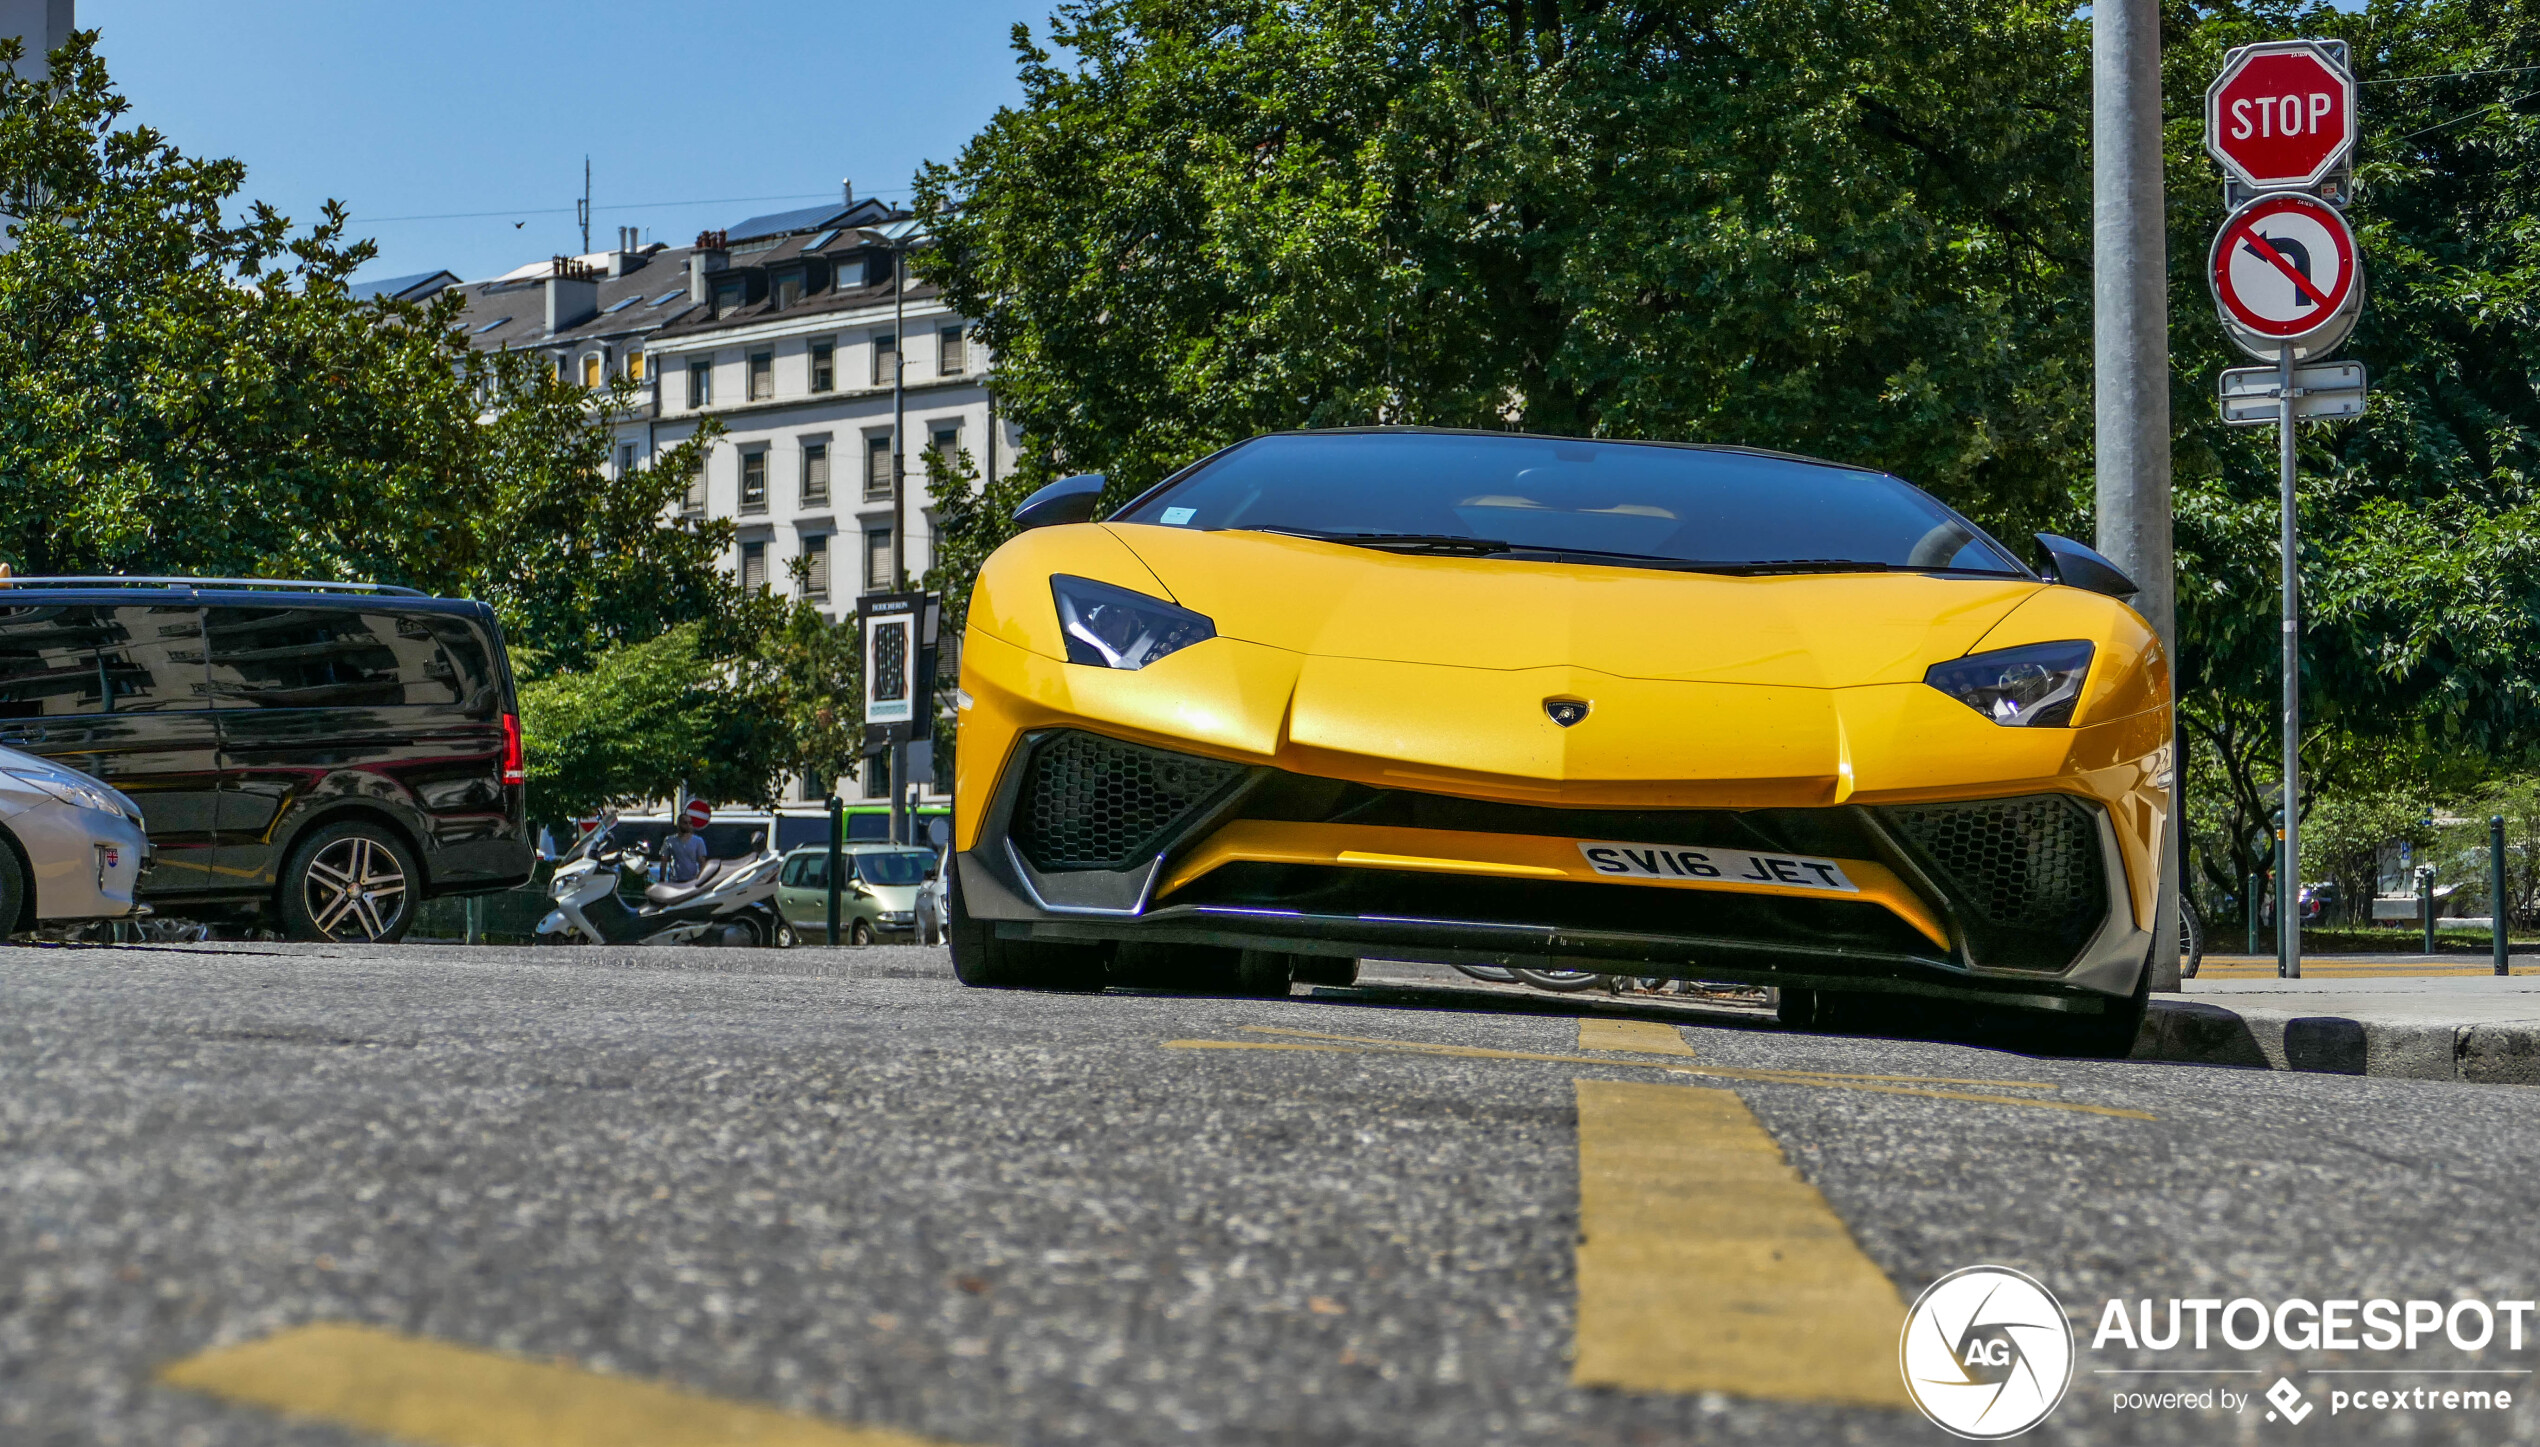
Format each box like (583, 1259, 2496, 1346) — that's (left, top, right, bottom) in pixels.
(1577, 841, 1857, 894)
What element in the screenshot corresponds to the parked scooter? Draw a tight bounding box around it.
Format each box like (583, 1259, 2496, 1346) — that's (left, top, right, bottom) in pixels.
(535, 814, 790, 947)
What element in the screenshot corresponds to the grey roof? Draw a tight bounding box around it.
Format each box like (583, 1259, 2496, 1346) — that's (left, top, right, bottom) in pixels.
(350, 269, 460, 303)
(725, 196, 897, 244)
(444, 244, 706, 353)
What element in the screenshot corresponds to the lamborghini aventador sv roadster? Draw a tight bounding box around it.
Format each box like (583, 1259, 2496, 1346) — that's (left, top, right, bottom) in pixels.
(946, 428, 2171, 1052)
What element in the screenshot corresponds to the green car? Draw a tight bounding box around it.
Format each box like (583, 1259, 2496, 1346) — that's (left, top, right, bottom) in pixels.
(776, 844, 939, 945)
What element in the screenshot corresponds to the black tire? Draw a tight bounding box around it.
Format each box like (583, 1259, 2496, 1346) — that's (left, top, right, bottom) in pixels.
(280, 820, 419, 943)
(1291, 955, 1359, 988)
(946, 867, 1108, 990)
(2043, 954, 2153, 1059)
(849, 918, 874, 947)
(1775, 986, 1859, 1032)
(0, 841, 26, 938)
(1109, 943, 1291, 997)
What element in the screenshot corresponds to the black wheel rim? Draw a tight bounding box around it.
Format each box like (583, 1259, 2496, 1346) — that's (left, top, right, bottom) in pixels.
(302, 836, 407, 941)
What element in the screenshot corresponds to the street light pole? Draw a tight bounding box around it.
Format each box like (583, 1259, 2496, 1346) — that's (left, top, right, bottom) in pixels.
(2277, 341, 2302, 979)
(2092, 0, 2179, 989)
(888, 231, 909, 845)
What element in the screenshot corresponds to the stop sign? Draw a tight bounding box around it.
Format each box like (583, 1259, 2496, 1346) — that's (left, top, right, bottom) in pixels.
(683, 798, 711, 830)
(2206, 41, 2357, 190)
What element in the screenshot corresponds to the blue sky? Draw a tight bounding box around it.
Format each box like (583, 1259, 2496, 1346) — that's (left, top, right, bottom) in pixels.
(84, 1, 1043, 284)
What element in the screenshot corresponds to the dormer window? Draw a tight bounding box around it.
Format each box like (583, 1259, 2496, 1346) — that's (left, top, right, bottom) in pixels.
(713, 278, 745, 318)
(771, 269, 803, 310)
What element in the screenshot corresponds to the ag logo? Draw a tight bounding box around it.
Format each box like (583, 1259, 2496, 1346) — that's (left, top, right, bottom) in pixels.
(1899, 1265, 2074, 1439)
(1543, 698, 1589, 727)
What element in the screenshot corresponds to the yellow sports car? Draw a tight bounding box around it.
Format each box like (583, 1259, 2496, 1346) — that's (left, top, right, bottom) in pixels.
(948, 429, 2169, 1052)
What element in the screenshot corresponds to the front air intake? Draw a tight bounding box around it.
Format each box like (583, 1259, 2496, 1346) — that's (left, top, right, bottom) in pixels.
(1013, 731, 1249, 872)
(1879, 794, 2109, 972)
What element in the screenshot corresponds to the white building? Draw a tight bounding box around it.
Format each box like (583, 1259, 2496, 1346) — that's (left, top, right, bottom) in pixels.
(430, 185, 1007, 805)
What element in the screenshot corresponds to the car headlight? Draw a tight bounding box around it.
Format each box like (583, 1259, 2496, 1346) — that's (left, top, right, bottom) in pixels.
(5, 767, 130, 818)
(1050, 574, 1215, 670)
(1924, 641, 2094, 727)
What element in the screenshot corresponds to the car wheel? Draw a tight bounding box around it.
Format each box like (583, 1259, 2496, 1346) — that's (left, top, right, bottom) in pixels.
(0, 842, 25, 938)
(946, 867, 1108, 991)
(849, 918, 874, 947)
(281, 821, 418, 943)
(1290, 955, 1359, 988)
(1774, 986, 1856, 1032)
(2043, 955, 2153, 1059)
(773, 919, 798, 949)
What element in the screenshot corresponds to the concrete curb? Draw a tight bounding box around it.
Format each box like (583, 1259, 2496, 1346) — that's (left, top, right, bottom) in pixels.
(2137, 1000, 2540, 1085)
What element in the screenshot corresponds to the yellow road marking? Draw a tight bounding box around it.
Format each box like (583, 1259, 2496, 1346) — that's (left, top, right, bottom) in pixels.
(1167, 1030, 2154, 1120)
(1578, 1018, 1697, 1056)
(1241, 1025, 2064, 1091)
(1572, 1079, 1912, 1406)
(159, 1322, 961, 1447)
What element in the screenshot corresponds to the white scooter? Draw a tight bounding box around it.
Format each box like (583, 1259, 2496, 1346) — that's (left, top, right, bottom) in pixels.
(535, 815, 790, 947)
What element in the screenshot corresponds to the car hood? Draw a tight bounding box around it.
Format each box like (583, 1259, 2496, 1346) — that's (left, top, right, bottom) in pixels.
(1106, 523, 2041, 686)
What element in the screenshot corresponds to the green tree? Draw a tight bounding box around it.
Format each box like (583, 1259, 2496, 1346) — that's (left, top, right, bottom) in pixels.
(916, 0, 2096, 533)
(0, 29, 744, 676)
(2167, 0, 2540, 902)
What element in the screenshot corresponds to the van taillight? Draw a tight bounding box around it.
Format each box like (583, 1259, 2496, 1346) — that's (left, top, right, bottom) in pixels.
(500, 712, 525, 785)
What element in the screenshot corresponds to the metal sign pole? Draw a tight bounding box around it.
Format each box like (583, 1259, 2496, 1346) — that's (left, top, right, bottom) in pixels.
(2278, 340, 2302, 980)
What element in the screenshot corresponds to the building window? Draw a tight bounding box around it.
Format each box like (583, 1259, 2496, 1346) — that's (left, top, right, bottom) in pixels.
(582, 354, 603, 388)
(800, 770, 829, 803)
(741, 540, 768, 592)
(871, 331, 896, 385)
(740, 450, 768, 513)
(802, 533, 829, 597)
(863, 761, 888, 799)
(939, 326, 966, 376)
(687, 359, 712, 409)
(683, 462, 705, 515)
(930, 423, 962, 478)
(617, 442, 637, 476)
(772, 270, 803, 310)
(864, 527, 892, 592)
(748, 350, 773, 401)
(865, 436, 893, 501)
(801, 442, 830, 506)
(713, 278, 745, 318)
(627, 351, 646, 383)
(810, 339, 834, 393)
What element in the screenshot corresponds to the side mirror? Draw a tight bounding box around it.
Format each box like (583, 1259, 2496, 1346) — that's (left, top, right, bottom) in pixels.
(1013, 473, 1106, 530)
(2033, 533, 2139, 601)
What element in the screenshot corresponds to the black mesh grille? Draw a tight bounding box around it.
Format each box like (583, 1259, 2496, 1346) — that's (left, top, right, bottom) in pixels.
(1015, 731, 1248, 872)
(1881, 795, 2107, 971)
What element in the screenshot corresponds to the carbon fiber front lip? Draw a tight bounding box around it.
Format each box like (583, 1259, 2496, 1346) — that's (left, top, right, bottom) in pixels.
(1005, 902, 2109, 1012)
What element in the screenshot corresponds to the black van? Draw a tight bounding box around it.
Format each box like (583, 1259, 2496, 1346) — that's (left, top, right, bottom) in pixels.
(0, 578, 534, 941)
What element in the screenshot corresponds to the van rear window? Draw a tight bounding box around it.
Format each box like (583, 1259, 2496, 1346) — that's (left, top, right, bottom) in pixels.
(205, 607, 497, 712)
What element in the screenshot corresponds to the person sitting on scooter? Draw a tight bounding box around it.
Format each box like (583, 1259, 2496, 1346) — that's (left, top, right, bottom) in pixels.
(663, 822, 708, 885)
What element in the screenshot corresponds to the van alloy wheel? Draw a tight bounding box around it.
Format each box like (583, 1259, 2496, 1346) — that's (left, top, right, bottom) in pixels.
(301, 834, 409, 941)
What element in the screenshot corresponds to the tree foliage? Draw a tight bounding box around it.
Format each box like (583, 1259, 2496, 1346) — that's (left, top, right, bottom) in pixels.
(0, 30, 740, 677)
(922, 0, 2540, 912)
(917, 0, 2095, 535)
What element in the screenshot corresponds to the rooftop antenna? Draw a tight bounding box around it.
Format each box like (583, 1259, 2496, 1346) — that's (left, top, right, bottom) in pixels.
(577, 156, 591, 255)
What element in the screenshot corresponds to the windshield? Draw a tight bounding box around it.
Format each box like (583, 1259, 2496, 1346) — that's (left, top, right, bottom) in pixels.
(1116, 431, 2024, 574)
(856, 851, 935, 887)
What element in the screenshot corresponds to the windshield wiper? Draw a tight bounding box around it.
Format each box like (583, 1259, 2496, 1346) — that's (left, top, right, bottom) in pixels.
(1239, 527, 1514, 555)
(1691, 559, 1903, 575)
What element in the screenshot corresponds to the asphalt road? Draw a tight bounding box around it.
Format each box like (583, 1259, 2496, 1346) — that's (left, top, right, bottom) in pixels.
(8, 941, 2540, 1446)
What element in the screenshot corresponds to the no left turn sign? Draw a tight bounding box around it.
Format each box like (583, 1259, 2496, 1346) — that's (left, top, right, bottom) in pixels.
(2208, 192, 2359, 344)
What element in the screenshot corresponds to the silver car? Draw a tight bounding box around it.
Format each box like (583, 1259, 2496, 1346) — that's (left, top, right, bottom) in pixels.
(0, 745, 148, 928)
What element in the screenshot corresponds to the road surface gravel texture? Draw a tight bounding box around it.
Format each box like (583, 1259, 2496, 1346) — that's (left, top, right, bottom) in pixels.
(5, 941, 2537, 1445)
